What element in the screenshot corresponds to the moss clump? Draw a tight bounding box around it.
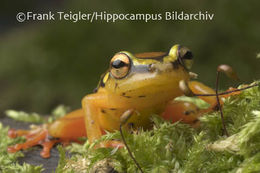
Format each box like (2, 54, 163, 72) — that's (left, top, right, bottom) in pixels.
(1, 82, 260, 172)
(61, 82, 260, 173)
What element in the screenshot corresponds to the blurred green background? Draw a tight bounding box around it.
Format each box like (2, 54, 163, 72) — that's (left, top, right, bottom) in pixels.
(0, 0, 259, 114)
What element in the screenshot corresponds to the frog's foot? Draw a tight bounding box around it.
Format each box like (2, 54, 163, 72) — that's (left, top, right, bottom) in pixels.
(221, 87, 241, 98)
(7, 125, 61, 158)
(161, 100, 203, 125)
(162, 81, 242, 126)
(7, 109, 87, 158)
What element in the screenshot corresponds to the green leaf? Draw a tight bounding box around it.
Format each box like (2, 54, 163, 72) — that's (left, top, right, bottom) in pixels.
(48, 105, 70, 123)
(5, 110, 44, 123)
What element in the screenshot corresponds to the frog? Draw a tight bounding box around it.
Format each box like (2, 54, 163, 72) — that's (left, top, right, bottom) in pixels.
(7, 44, 224, 158)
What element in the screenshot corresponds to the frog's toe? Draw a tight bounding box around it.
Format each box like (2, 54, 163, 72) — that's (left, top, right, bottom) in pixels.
(8, 129, 48, 153)
(103, 140, 124, 149)
(40, 139, 60, 158)
(7, 126, 61, 158)
(8, 128, 30, 138)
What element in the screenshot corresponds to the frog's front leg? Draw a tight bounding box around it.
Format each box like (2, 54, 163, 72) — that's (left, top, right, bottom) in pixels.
(81, 91, 125, 144)
(81, 94, 104, 144)
(82, 92, 127, 147)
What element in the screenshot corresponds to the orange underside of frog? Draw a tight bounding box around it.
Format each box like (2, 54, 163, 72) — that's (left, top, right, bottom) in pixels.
(7, 45, 241, 158)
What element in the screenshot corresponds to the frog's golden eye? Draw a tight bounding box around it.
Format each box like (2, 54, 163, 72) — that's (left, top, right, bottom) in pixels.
(110, 53, 130, 79)
(178, 46, 193, 70)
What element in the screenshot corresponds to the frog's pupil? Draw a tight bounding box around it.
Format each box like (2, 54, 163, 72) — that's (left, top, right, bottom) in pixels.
(112, 60, 127, 69)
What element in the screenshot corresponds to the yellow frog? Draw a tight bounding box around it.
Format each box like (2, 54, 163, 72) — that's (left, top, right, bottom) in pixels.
(8, 44, 220, 158)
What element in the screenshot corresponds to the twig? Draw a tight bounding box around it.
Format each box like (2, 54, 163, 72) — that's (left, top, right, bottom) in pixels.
(119, 125, 144, 173)
(119, 110, 144, 173)
(215, 71, 229, 136)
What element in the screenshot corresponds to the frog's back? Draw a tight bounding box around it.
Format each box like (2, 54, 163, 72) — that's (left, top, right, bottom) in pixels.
(135, 52, 167, 60)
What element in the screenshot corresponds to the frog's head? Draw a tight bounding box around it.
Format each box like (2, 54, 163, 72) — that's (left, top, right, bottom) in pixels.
(97, 44, 193, 102)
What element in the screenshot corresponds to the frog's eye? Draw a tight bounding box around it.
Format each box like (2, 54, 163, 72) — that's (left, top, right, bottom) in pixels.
(110, 53, 130, 79)
(178, 46, 193, 70)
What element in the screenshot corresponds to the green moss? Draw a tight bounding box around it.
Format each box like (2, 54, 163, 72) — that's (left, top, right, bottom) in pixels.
(1, 82, 260, 172)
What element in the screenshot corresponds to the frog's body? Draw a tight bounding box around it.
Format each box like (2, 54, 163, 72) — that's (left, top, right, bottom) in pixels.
(81, 46, 192, 143)
(8, 44, 219, 158)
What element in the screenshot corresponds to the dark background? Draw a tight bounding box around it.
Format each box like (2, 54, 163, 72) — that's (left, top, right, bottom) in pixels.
(0, 0, 259, 114)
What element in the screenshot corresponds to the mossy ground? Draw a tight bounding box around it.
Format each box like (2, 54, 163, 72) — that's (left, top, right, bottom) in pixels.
(0, 82, 260, 173)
